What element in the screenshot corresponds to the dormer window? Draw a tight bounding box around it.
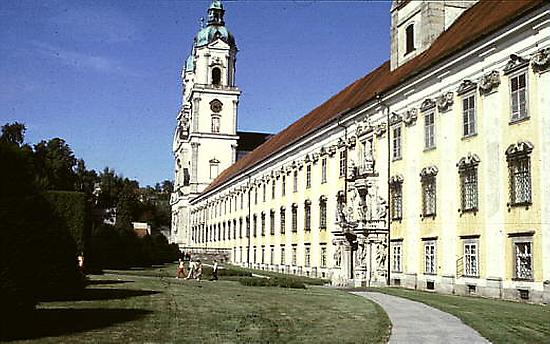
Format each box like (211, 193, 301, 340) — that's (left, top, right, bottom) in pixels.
(212, 67, 221, 86)
(405, 23, 415, 55)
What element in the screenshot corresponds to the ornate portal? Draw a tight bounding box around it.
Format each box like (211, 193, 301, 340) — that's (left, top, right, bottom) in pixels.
(331, 138, 389, 287)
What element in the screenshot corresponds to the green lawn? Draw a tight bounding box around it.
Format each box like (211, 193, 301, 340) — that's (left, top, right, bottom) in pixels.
(7, 272, 390, 343)
(369, 287, 550, 344)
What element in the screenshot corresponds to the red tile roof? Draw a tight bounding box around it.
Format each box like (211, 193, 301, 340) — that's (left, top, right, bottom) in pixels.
(201, 0, 545, 196)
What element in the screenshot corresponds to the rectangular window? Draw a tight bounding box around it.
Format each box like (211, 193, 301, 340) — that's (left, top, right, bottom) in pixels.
(424, 112, 435, 149)
(306, 165, 312, 188)
(510, 72, 528, 121)
(390, 183, 403, 220)
(262, 184, 266, 202)
(282, 175, 286, 196)
(261, 246, 265, 264)
(514, 239, 533, 280)
(293, 171, 298, 193)
(245, 216, 250, 238)
(460, 166, 478, 211)
(392, 242, 402, 272)
(253, 247, 257, 264)
(422, 176, 436, 216)
(321, 157, 327, 183)
(270, 246, 275, 265)
(339, 150, 347, 177)
(292, 245, 297, 266)
(239, 219, 243, 238)
(304, 201, 311, 231)
(253, 215, 257, 237)
(509, 156, 532, 205)
(392, 126, 402, 160)
(319, 199, 327, 230)
(272, 180, 275, 199)
(320, 245, 327, 268)
(305, 245, 311, 267)
(464, 241, 479, 277)
(292, 205, 298, 233)
(462, 94, 476, 137)
(211, 116, 220, 133)
(270, 210, 275, 235)
(254, 188, 258, 204)
(280, 246, 286, 265)
(261, 212, 266, 236)
(240, 193, 243, 209)
(424, 240, 436, 274)
(280, 208, 286, 234)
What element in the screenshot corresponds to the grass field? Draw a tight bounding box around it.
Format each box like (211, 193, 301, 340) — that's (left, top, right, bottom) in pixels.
(369, 287, 550, 344)
(5, 271, 390, 343)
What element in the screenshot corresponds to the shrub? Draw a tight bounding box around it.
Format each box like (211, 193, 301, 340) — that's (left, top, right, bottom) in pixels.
(44, 191, 89, 253)
(238, 276, 306, 289)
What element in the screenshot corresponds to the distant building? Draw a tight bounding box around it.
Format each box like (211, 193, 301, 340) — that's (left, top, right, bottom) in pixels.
(172, 0, 550, 303)
(132, 222, 151, 238)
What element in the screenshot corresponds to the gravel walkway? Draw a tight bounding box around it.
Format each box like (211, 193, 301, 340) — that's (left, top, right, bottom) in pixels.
(352, 292, 490, 344)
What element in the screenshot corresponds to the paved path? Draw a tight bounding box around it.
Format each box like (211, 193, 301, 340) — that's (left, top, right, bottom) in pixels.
(352, 292, 490, 344)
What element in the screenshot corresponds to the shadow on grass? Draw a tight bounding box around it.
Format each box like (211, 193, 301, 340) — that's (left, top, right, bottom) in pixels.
(43, 288, 160, 302)
(1, 308, 152, 341)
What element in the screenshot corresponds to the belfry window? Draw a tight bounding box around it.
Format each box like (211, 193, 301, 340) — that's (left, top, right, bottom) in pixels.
(211, 67, 221, 86)
(405, 23, 415, 55)
(211, 115, 220, 133)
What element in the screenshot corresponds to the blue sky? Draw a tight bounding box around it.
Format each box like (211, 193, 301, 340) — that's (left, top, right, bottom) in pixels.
(0, 0, 391, 186)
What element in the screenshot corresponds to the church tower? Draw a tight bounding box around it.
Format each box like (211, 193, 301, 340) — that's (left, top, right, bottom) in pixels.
(390, 0, 478, 71)
(171, 0, 240, 246)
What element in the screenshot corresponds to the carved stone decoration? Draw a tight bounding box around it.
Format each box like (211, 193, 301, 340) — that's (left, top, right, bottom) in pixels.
(420, 98, 436, 112)
(355, 239, 368, 267)
(374, 122, 387, 137)
(312, 153, 320, 163)
(532, 48, 550, 73)
(478, 71, 501, 95)
(304, 154, 311, 163)
(354, 116, 374, 137)
(335, 190, 358, 230)
(505, 140, 534, 160)
(503, 54, 529, 74)
(389, 174, 404, 185)
(436, 92, 454, 112)
(457, 79, 477, 95)
(389, 112, 402, 125)
(319, 146, 328, 156)
(456, 152, 481, 169)
(347, 159, 357, 181)
(337, 138, 347, 148)
(375, 241, 388, 271)
(402, 108, 417, 126)
(332, 239, 343, 268)
(328, 145, 338, 156)
(347, 136, 357, 148)
(420, 165, 439, 177)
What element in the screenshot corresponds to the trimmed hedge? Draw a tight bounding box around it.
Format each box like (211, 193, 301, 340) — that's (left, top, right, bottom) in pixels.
(44, 191, 89, 253)
(239, 276, 306, 289)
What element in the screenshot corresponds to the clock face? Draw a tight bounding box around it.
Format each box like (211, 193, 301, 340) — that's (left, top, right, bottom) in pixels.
(210, 100, 223, 113)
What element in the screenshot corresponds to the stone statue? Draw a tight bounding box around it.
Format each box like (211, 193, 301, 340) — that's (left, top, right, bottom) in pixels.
(364, 140, 374, 172)
(376, 241, 387, 270)
(347, 159, 356, 180)
(377, 196, 387, 220)
(334, 245, 342, 267)
(356, 240, 368, 267)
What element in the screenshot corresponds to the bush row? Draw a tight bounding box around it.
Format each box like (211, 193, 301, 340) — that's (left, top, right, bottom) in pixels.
(239, 276, 306, 289)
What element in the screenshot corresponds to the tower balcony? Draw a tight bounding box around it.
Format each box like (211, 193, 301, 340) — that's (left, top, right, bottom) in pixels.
(193, 83, 240, 92)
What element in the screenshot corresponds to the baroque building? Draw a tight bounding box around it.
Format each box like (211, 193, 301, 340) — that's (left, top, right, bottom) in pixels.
(172, 0, 550, 303)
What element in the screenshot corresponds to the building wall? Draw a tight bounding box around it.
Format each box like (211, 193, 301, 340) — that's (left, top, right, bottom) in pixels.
(187, 2, 550, 302)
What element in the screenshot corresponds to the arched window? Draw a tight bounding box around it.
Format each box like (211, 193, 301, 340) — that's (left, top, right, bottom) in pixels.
(212, 67, 221, 85)
(405, 23, 415, 54)
(211, 115, 220, 133)
(209, 159, 220, 179)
